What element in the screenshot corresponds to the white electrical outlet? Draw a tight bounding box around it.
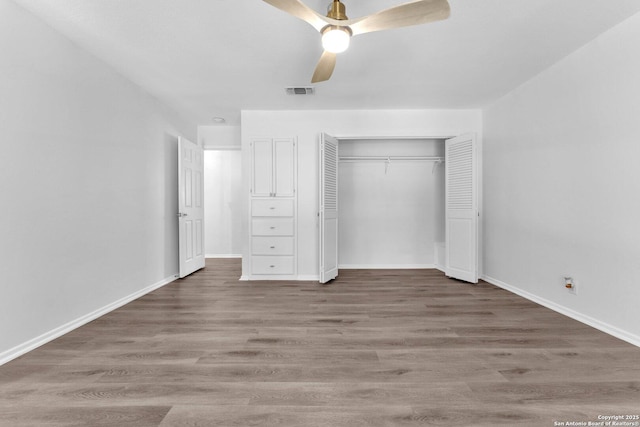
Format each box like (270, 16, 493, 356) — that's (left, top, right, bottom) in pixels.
(564, 277, 577, 295)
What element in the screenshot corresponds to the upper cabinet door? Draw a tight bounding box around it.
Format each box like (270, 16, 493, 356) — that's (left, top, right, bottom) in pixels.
(252, 138, 274, 197)
(273, 138, 296, 197)
(251, 137, 296, 198)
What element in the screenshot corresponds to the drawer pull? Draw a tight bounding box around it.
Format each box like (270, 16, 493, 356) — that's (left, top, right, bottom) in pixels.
(270, 265, 275, 268)
(269, 207, 276, 210)
(270, 246, 276, 249)
(270, 226, 276, 229)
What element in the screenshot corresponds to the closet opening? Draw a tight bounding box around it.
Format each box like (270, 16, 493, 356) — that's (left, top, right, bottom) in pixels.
(337, 138, 446, 270)
(319, 133, 478, 284)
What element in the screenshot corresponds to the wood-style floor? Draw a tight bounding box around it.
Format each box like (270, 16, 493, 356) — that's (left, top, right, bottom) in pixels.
(1, 259, 639, 426)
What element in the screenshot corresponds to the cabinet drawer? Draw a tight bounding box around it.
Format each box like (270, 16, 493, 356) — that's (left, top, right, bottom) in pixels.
(252, 256, 294, 275)
(252, 199, 294, 217)
(252, 218, 294, 236)
(252, 237, 294, 255)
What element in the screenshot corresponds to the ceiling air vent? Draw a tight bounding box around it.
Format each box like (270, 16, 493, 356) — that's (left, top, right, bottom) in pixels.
(286, 87, 315, 95)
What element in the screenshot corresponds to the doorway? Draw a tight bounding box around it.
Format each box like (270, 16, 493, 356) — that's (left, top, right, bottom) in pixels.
(318, 133, 479, 284)
(338, 138, 446, 268)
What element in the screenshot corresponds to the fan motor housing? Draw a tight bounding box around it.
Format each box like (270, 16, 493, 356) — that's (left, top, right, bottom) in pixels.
(327, 0, 348, 20)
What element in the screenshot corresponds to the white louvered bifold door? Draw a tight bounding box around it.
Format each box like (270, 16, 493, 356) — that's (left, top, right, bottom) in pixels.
(319, 133, 339, 283)
(445, 133, 478, 283)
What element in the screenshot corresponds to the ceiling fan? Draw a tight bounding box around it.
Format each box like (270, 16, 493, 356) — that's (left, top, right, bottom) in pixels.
(262, 0, 451, 83)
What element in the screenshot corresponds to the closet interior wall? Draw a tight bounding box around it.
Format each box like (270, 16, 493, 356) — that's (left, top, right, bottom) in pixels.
(338, 138, 445, 268)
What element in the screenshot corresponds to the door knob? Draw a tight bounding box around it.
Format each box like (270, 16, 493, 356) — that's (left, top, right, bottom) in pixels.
(177, 213, 188, 217)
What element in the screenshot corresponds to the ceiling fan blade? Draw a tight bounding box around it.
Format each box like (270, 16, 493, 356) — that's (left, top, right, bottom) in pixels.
(311, 50, 337, 83)
(262, 0, 331, 32)
(348, 0, 450, 36)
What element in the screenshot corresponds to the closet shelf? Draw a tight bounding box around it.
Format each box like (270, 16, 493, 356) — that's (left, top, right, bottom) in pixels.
(339, 155, 444, 174)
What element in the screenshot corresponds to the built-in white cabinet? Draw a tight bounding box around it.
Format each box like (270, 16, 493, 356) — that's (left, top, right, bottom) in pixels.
(251, 138, 296, 198)
(248, 138, 297, 279)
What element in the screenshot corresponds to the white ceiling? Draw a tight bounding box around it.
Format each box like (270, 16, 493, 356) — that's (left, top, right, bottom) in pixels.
(12, 0, 640, 125)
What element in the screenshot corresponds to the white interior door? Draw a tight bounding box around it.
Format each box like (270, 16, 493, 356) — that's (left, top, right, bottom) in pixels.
(178, 137, 205, 278)
(445, 133, 478, 283)
(319, 133, 339, 283)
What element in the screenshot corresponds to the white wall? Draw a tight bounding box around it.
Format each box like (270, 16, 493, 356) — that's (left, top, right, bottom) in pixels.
(203, 150, 243, 257)
(199, 125, 243, 257)
(241, 109, 482, 279)
(199, 125, 241, 149)
(483, 11, 640, 345)
(338, 139, 445, 267)
(0, 0, 195, 362)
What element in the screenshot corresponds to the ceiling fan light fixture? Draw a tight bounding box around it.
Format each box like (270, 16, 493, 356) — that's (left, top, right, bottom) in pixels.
(261, 0, 451, 82)
(321, 26, 351, 53)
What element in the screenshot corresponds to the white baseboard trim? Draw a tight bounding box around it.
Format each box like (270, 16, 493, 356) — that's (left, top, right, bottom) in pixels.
(205, 254, 242, 259)
(244, 275, 305, 281)
(339, 264, 436, 269)
(0, 274, 178, 366)
(240, 274, 319, 282)
(482, 275, 640, 348)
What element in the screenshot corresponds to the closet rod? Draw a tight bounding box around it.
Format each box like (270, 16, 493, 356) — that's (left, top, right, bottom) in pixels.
(338, 156, 444, 162)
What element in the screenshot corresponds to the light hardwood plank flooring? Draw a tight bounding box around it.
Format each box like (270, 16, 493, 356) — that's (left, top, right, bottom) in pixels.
(1, 259, 639, 426)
